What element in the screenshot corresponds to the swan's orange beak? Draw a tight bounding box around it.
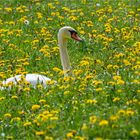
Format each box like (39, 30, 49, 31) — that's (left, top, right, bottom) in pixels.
(71, 33, 83, 42)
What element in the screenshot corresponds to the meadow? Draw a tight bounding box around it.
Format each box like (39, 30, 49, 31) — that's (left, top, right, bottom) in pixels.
(0, 0, 140, 139)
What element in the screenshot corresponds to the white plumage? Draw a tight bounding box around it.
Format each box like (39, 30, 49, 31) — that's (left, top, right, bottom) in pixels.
(2, 74, 51, 88)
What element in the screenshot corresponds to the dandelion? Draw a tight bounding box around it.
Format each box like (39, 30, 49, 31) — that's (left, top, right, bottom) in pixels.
(4, 7, 12, 12)
(107, 81, 115, 86)
(113, 97, 120, 102)
(24, 20, 29, 25)
(89, 115, 97, 124)
(64, 91, 70, 95)
(45, 136, 53, 140)
(23, 87, 30, 92)
(95, 88, 103, 92)
(118, 110, 126, 116)
(95, 138, 103, 140)
(23, 122, 32, 127)
(117, 79, 125, 85)
(18, 111, 26, 115)
(53, 67, 62, 72)
(50, 116, 58, 120)
(92, 80, 102, 86)
(36, 12, 43, 19)
(130, 129, 139, 136)
(11, 117, 21, 122)
(113, 76, 122, 81)
(99, 120, 109, 126)
(107, 64, 113, 69)
(66, 130, 76, 138)
(4, 113, 12, 118)
(11, 96, 18, 99)
(126, 109, 135, 116)
(66, 132, 73, 138)
(35, 131, 45, 136)
(110, 115, 119, 121)
(75, 136, 87, 140)
(86, 99, 97, 104)
(0, 97, 5, 101)
(123, 59, 131, 66)
(37, 84, 43, 89)
(117, 89, 122, 93)
(31, 105, 40, 111)
(39, 99, 46, 104)
(79, 60, 89, 66)
(81, 123, 88, 130)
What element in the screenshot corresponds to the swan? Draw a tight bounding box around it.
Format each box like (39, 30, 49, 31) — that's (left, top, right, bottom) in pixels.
(0, 26, 82, 89)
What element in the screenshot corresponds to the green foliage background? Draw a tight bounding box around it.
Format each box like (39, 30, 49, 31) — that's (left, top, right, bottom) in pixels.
(0, 0, 140, 139)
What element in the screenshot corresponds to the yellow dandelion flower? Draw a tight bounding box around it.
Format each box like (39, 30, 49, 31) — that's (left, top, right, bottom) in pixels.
(64, 91, 70, 95)
(37, 84, 43, 89)
(31, 104, 40, 111)
(113, 65, 119, 69)
(53, 67, 62, 72)
(117, 109, 125, 115)
(11, 117, 21, 122)
(23, 87, 30, 92)
(123, 59, 131, 66)
(107, 64, 113, 69)
(86, 99, 97, 104)
(39, 99, 46, 104)
(79, 60, 89, 66)
(92, 80, 102, 86)
(113, 97, 120, 102)
(95, 88, 103, 92)
(66, 132, 73, 138)
(107, 81, 115, 86)
(36, 12, 43, 19)
(0, 97, 5, 101)
(4, 7, 12, 12)
(23, 122, 32, 127)
(32, 39, 39, 45)
(18, 110, 26, 115)
(110, 115, 119, 121)
(89, 115, 97, 124)
(50, 116, 58, 120)
(113, 75, 122, 81)
(45, 136, 53, 140)
(95, 137, 103, 140)
(4, 113, 12, 118)
(117, 79, 125, 85)
(130, 129, 139, 136)
(11, 95, 18, 99)
(117, 89, 122, 93)
(99, 120, 108, 126)
(126, 109, 135, 116)
(35, 131, 45, 136)
(81, 123, 88, 130)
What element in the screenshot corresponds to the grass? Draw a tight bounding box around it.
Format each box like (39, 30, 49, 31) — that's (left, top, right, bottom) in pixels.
(0, 0, 140, 139)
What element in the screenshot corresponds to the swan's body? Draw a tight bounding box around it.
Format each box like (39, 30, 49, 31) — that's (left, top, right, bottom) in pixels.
(2, 74, 51, 88)
(0, 26, 82, 89)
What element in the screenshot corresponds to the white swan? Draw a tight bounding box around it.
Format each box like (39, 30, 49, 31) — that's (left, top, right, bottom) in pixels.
(0, 26, 82, 89)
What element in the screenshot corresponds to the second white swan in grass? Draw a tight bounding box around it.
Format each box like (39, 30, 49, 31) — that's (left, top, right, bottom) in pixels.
(0, 26, 82, 89)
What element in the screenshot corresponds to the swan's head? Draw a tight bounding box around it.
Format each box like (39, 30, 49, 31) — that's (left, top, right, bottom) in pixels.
(58, 26, 83, 42)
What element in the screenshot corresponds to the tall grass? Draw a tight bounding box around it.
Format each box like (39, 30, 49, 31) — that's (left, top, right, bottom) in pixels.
(0, 0, 140, 139)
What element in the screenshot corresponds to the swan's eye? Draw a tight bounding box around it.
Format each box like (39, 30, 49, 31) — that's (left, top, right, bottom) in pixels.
(69, 30, 77, 35)
(69, 30, 82, 41)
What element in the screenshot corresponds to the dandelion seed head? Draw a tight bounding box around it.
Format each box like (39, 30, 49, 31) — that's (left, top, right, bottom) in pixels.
(24, 20, 29, 25)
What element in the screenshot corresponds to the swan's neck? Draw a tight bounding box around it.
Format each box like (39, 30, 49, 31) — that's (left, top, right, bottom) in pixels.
(58, 36, 71, 76)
